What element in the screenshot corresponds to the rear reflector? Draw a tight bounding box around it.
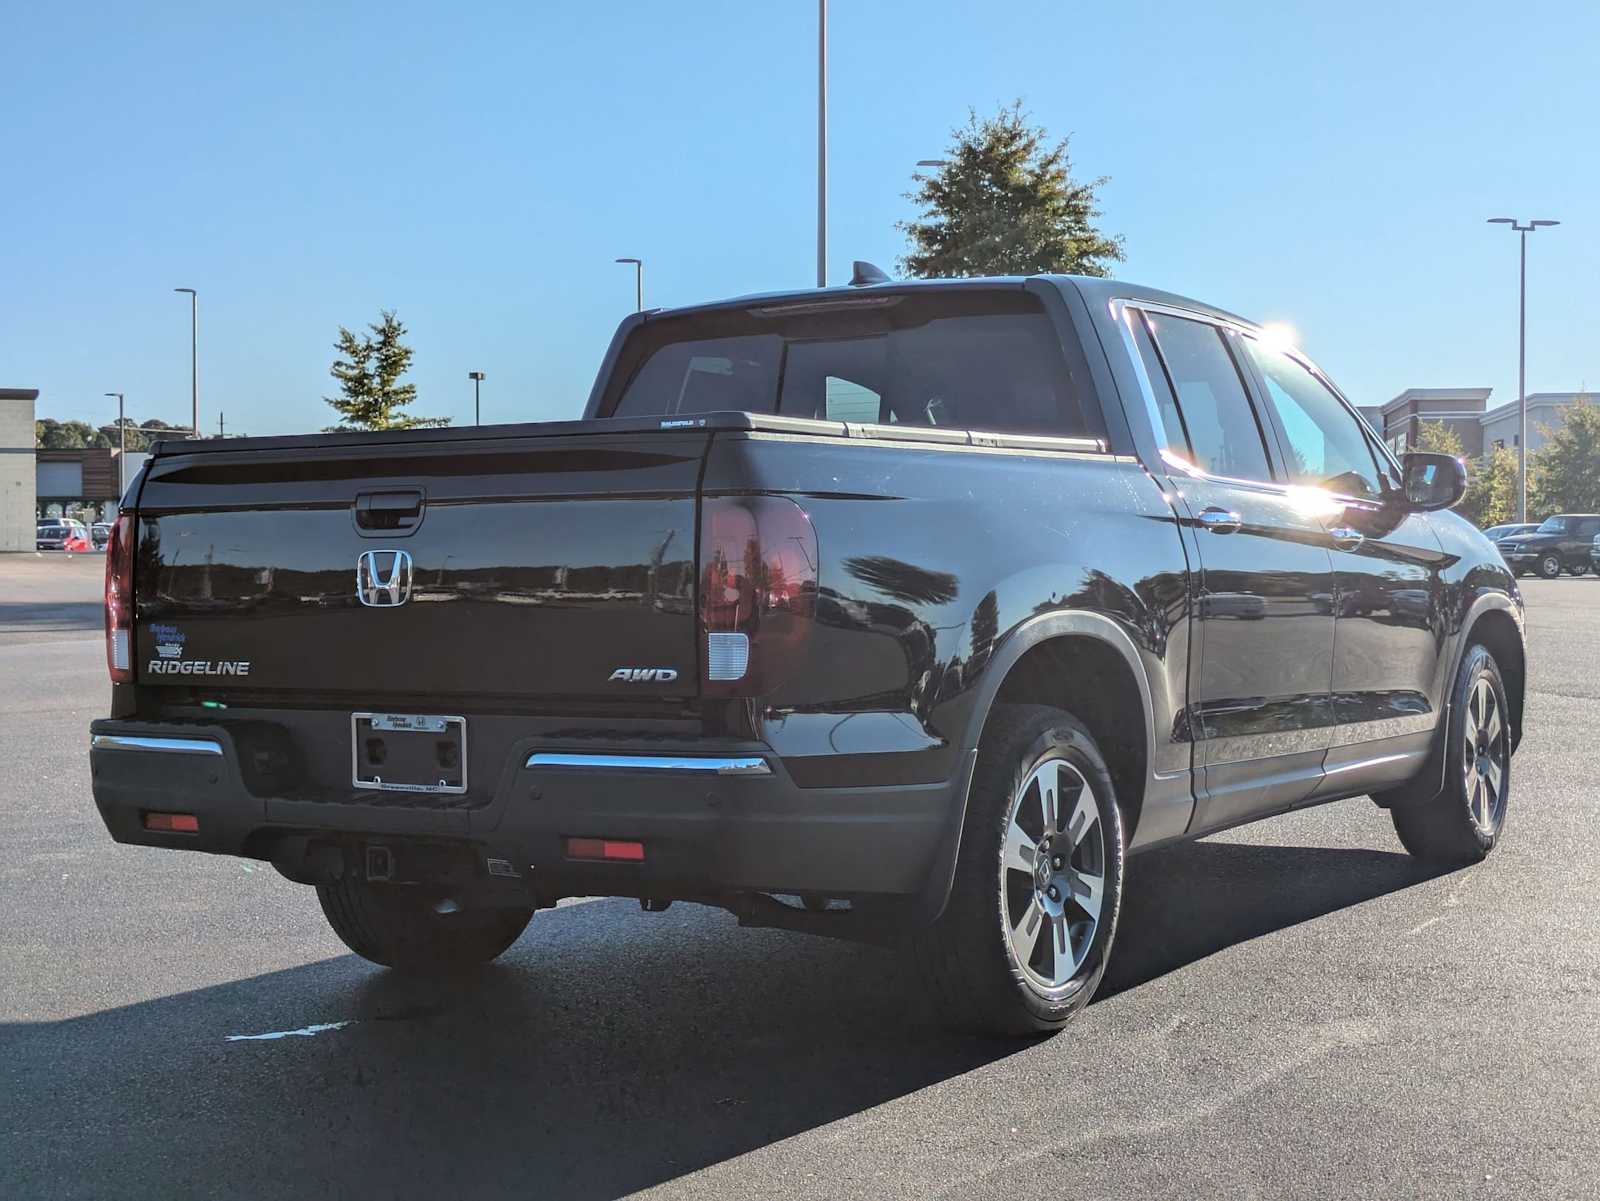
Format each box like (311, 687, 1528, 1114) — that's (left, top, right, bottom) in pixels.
(565, 837, 645, 862)
(144, 812, 200, 833)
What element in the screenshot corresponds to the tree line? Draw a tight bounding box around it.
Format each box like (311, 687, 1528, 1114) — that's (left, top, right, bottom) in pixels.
(1414, 401, 1600, 526)
(35, 417, 186, 452)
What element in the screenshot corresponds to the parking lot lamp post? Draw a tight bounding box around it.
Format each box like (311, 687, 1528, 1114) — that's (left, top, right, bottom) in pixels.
(173, 288, 198, 439)
(1487, 218, 1560, 523)
(614, 258, 643, 312)
(104, 392, 125, 499)
(468, 371, 486, 425)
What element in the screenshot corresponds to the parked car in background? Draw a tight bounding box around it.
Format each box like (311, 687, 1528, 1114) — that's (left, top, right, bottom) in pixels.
(1497, 514, 1600, 577)
(1483, 522, 1538, 543)
(35, 522, 90, 552)
(91, 522, 113, 548)
(1590, 534, 1600, 574)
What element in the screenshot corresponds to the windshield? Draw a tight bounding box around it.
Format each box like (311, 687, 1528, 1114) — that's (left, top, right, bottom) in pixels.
(1537, 517, 1570, 533)
(606, 292, 1095, 440)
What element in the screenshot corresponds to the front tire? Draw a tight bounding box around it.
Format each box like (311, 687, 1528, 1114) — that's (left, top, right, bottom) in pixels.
(909, 704, 1125, 1037)
(317, 878, 533, 974)
(1389, 644, 1511, 865)
(1537, 553, 1563, 579)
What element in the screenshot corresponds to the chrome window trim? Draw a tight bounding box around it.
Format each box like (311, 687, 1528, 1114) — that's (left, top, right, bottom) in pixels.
(525, 753, 772, 776)
(90, 734, 224, 756)
(1110, 297, 1400, 505)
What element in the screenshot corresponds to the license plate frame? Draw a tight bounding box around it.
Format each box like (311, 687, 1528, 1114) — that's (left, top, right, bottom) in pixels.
(350, 712, 468, 795)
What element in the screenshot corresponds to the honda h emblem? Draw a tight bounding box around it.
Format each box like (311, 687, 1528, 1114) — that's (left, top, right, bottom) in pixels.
(356, 550, 413, 607)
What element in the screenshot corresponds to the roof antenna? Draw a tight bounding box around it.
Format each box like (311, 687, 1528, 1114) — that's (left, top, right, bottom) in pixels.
(849, 260, 890, 287)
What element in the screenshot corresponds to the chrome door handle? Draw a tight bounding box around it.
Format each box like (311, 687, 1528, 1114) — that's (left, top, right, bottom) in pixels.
(1197, 507, 1242, 534)
(1328, 526, 1365, 550)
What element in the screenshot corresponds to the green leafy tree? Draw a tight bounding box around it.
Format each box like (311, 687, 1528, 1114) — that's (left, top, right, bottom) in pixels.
(1413, 420, 1464, 459)
(324, 310, 445, 431)
(1529, 397, 1600, 516)
(1460, 445, 1520, 528)
(35, 419, 108, 449)
(899, 102, 1123, 279)
(98, 419, 149, 451)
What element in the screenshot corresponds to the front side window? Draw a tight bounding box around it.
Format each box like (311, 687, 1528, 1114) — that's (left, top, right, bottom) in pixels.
(1536, 516, 1570, 534)
(1141, 312, 1274, 482)
(606, 293, 1095, 439)
(1242, 339, 1390, 500)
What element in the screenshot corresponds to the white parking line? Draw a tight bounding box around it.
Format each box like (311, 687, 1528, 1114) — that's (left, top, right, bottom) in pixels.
(225, 1021, 354, 1042)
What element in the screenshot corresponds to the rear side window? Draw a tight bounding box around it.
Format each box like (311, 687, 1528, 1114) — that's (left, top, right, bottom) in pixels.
(1140, 311, 1274, 482)
(606, 293, 1095, 439)
(612, 335, 782, 418)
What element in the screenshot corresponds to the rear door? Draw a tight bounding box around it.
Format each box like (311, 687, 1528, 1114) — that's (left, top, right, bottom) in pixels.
(133, 430, 709, 703)
(1127, 307, 1337, 830)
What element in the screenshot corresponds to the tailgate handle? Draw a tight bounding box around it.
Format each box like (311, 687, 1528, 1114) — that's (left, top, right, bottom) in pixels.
(354, 489, 425, 533)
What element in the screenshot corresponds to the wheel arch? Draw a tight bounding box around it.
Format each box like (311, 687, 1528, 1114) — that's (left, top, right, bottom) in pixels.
(1379, 590, 1526, 809)
(1465, 603, 1525, 751)
(917, 610, 1165, 925)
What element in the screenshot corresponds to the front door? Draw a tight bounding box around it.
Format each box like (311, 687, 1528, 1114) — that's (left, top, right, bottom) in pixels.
(1237, 335, 1451, 794)
(1128, 309, 1337, 831)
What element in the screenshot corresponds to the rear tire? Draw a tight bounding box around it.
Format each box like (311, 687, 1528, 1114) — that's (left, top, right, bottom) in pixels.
(908, 704, 1125, 1037)
(317, 878, 533, 974)
(1389, 644, 1511, 865)
(1537, 553, 1563, 579)
(1568, 560, 1589, 576)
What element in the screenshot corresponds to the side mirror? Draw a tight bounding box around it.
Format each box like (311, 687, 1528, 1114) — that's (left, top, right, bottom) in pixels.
(1399, 452, 1467, 512)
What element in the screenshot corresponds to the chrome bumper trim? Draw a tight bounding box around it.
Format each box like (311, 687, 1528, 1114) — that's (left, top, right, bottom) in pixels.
(525, 753, 772, 776)
(91, 734, 224, 756)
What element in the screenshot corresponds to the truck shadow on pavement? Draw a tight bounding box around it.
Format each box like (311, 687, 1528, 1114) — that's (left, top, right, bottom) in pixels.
(2, 841, 1441, 1200)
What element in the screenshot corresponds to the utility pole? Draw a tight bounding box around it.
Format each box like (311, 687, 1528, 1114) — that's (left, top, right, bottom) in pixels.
(816, 0, 828, 287)
(218, 412, 225, 438)
(468, 371, 486, 425)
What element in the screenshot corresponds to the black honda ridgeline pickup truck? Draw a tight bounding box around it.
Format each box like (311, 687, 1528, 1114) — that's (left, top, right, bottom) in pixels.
(90, 273, 1525, 1035)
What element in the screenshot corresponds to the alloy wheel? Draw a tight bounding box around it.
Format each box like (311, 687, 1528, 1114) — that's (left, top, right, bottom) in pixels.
(1000, 757, 1107, 993)
(1462, 675, 1508, 835)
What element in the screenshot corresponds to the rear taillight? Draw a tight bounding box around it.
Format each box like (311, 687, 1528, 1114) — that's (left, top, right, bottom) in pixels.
(105, 514, 133, 683)
(698, 496, 817, 697)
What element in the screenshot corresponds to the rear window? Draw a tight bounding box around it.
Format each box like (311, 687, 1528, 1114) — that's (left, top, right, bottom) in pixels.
(605, 292, 1095, 439)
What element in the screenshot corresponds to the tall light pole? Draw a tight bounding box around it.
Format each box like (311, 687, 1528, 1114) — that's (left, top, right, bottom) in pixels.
(173, 288, 198, 439)
(1487, 218, 1560, 523)
(817, 0, 827, 288)
(614, 258, 643, 311)
(104, 392, 126, 499)
(468, 371, 486, 425)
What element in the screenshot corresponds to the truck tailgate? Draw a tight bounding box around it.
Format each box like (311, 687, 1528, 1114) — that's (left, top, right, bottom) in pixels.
(132, 430, 706, 701)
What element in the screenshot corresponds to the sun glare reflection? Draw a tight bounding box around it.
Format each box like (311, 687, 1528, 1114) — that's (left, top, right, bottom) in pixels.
(1256, 322, 1298, 353)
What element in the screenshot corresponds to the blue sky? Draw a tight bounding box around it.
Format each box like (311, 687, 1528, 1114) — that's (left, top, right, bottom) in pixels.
(4, 0, 1597, 436)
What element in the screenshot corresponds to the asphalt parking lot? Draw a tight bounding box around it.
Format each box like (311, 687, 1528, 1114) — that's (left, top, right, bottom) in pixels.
(3, 554, 1598, 1200)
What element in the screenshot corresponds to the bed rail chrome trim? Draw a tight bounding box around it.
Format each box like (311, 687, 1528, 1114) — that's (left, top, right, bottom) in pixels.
(525, 753, 772, 776)
(91, 734, 224, 756)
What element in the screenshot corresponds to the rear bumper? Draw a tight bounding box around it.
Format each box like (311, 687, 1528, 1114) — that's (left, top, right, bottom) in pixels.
(88, 719, 959, 901)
